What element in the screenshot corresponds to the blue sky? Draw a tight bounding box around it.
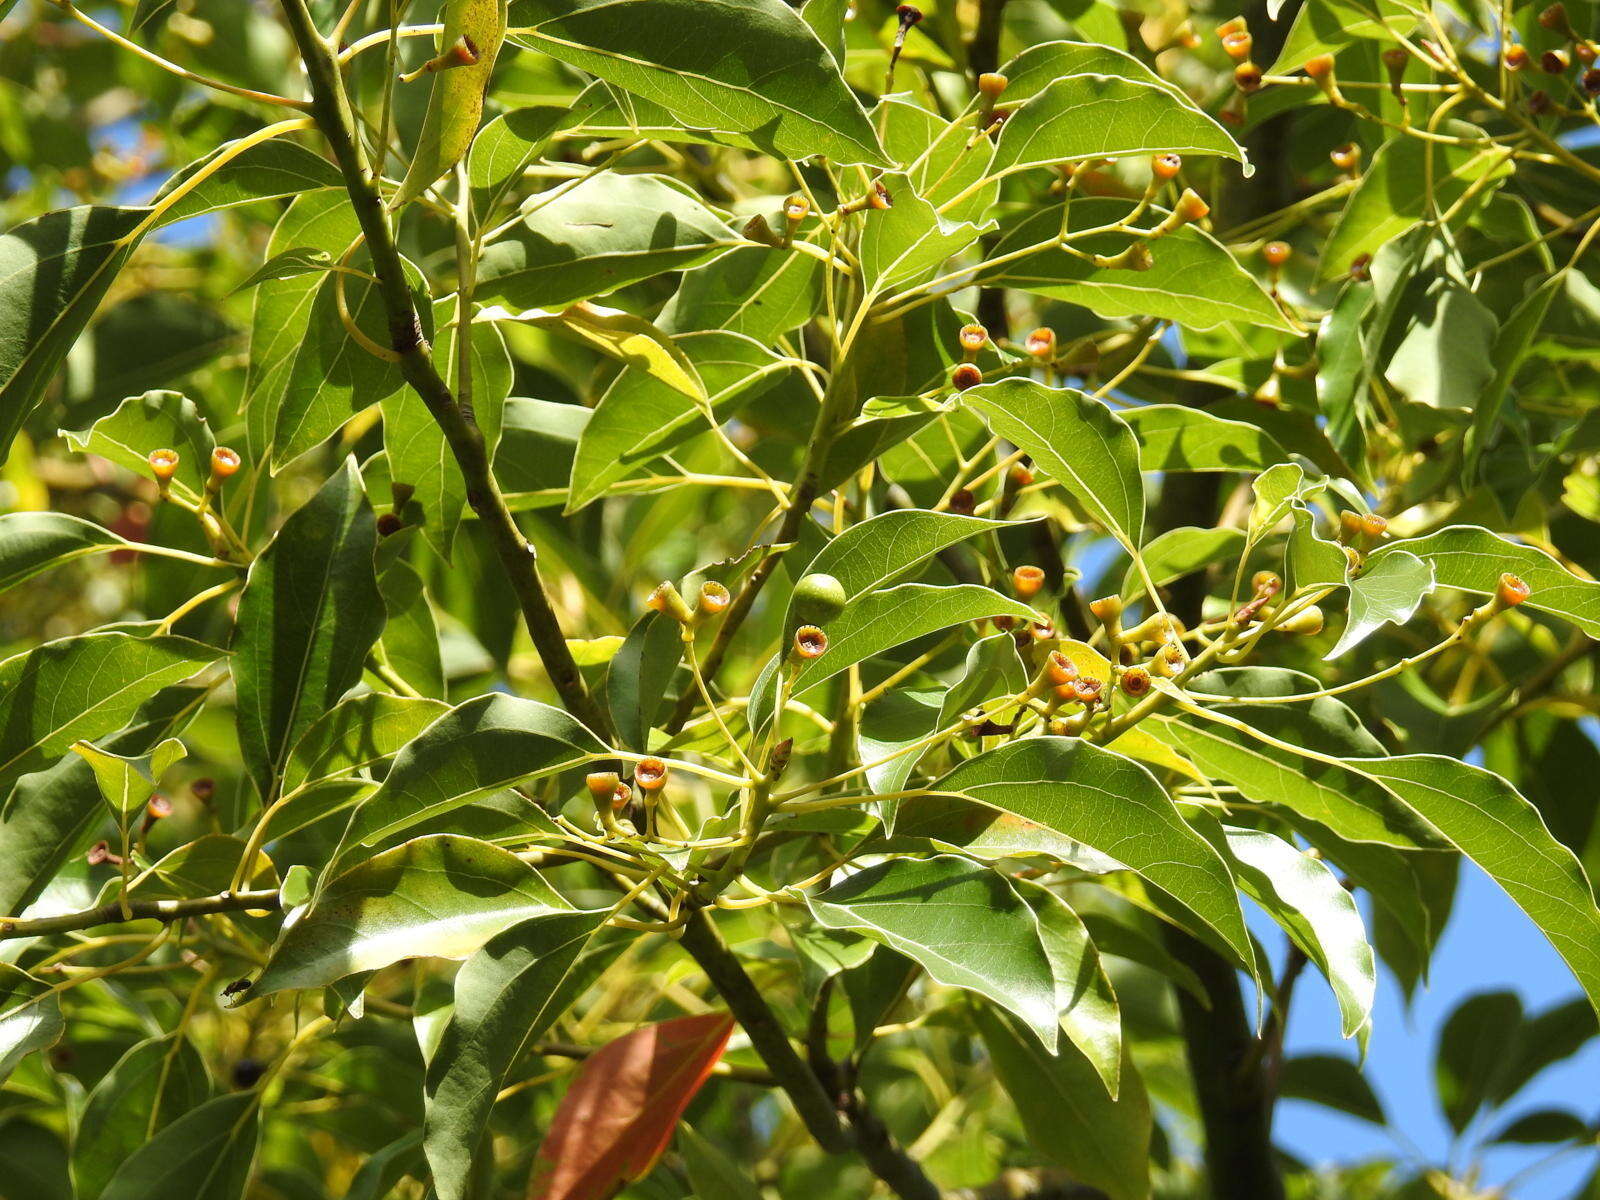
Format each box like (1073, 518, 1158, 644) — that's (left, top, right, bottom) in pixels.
(1272, 865, 1600, 1197)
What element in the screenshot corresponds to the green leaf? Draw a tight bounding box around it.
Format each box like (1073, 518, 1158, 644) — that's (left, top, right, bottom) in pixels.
(99, 1092, 260, 1200)
(961, 378, 1145, 548)
(976, 1005, 1151, 1200)
(1003, 40, 1198, 105)
(1222, 825, 1375, 1041)
(377, 558, 445, 699)
(1154, 668, 1439, 849)
(566, 329, 787, 511)
(228, 246, 334, 292)
(932, 739, 1256, 974)
(0, 963, 62, 1085)
(506, 0, 886, 167)
(468, 99, 598, 197)
(496, 398, 590, 508)
(383, 300, 510, 552)
(393, 0, 509, 208)
(62, 389, 218, 507)
(72, 1034, 212, 1200)
(282, 692, 448, 795)
(1370, 525, 1600, 638)
(70, 735, 186, 821)
(1123, 405, 1287, 473)
(252, 835, 571, 995)
(1279, 1054, 1385, 1125)
(677, 1126, 763, 1200)
(0, 632, 219, 803)
(1325, 549, 1435, 659)
(808, 856, 1061, 1049)
(993, 74, 1242, 174)
(605, 611, 683, 752)
(1270, 0, 1414, 74)
(0, 512, 128, 595)
(346, 1133, 425, 1200)
(985, 199, 1292, 331)
(1121, 526, 1244, 600)
(858, 173, 986, 291)
(1014, 879, 1123, 1098)
(477, 174, 738, 311)
(1435, 990, 1522, 1133)
(1488, 1108, 1592, 1145)
(423, 910, 613, 1200)
(339, 694, 607, 853)
(150, 138, 343, 228)
(877, 97, 998, 223)
(1321, 131, 1513, 280)
(660, 246, 824, 343)
(243, 191, 359, 455)
(790, 508, 1016, 625)
(784, 582, 1037, 700)
(0, 205, 146, 458)
(1489, 997, 1599, 1106)
(1344, 756, 1600, 1020)
(233, 459, 384, 801)
(1383, 276, 1499, 411)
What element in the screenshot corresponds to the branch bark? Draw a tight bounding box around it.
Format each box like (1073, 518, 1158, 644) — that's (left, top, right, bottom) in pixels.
(0, 890, 281, 940)
(677, 907, 939, 1200)
(275, 0, 610, 739)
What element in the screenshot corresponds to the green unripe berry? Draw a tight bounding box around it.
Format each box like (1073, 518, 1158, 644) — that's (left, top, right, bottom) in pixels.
(793, 572, 848, 626)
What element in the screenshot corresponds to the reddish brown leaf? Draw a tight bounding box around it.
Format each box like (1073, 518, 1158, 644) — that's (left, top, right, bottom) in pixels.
(529, 1011, 736, 1200)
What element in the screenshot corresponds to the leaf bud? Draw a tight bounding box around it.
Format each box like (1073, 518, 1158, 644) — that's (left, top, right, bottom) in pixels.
(793, 572, 848, 625)
(1252, 570, 1283, 596)
(1277, 604, 1325, 635)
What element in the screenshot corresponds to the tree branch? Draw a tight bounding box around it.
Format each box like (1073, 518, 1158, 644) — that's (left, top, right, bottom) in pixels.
(0, 890, 281, 940)
(677, 907, 939, 1200)
(274, 0, 610, 739)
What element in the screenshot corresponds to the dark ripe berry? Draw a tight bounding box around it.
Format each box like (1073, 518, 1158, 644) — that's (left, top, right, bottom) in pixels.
(958, 323, 989, 354)
(190, 777, 215, 804)
(1120, 666, 1152, 697)
(697, 580, 731, 615)
(1360, 512, 1388, 539)
(1542, 48, 1570, 73)
(952, 363, 984, 390)
(978, 72, 1008, 98)
(232, 1058, 265, 1089)
(1528, 89, 1554, 114)
(1222, 30, 1253, 60)
(1152, 152, 1183, 181)
(992, 614, 1016, 631)
(148, 448, 180, 482)
(209, 446, 241, 480)
(1579, 41, 1598, 65)
(793, 572, 848, 625)
(896, 3, 922, 24)
(634, 757, 669, 791)
(1505, 44, 1530, 70)
(1381, 47, 1408, 69)
(1234, 61, 1263, 92)
(1012, 565, 1046, 598)
(1540, 2, 1570, 31)
(1330, 143, 1361, 171)
(1349, 254, 1372, 280)
(1263, 240, 1291, 267)
(1583, 67, 1600, 93)
(376, 512, 404, 537)
(1025, 327, 1056, 358)
(794, 624, 828, 659)
(949, 488, 976, 514)
(1252, 570, 1283, 596)
(1497, 572, 1532, 607)
(1046, 650, 1078, 685)
(1305, 53, 1335, 79)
